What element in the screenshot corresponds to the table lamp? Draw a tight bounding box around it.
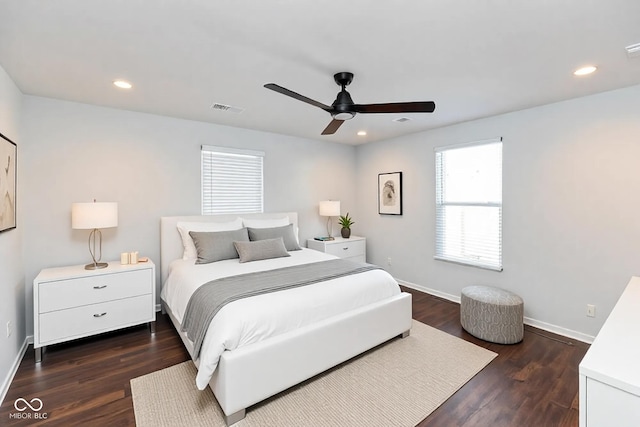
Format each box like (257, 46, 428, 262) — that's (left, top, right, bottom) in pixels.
(319, 200, 340, 240)
(72, 201, 118, 270)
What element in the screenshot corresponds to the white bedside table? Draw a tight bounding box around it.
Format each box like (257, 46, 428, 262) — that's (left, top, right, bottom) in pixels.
(33, 260, 156, 363)
(307, 236, 366, 263)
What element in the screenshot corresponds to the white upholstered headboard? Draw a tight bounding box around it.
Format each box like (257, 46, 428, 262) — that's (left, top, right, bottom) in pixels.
(159, 212, 298, 285)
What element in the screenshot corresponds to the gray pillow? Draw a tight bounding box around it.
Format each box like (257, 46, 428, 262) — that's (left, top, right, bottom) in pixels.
(233, 238, 291, 263)
(189, 228, 249, 264)
(247, 224, 301, 251)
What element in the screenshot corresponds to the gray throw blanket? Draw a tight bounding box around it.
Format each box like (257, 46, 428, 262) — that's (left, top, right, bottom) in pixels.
(182, 259, 382, 358)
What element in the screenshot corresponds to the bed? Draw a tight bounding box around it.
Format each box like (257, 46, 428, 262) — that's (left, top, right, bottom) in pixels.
(160, 212, 412, 425)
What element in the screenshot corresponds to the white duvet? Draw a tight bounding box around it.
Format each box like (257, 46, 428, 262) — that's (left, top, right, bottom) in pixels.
(161, 248, 400, 390)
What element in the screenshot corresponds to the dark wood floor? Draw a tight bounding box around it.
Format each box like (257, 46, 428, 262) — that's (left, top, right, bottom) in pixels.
(406, 287, 589, 427)
(0, 287, 589, 426)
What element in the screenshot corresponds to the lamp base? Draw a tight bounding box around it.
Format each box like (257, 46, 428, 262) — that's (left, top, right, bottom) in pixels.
(326, 216, 335, 241)
(85, 262, 108, 270)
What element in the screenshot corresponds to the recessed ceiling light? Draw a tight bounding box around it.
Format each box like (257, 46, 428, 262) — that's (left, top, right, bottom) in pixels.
(573, 66, 597, 76)
(357, 131, 367, 136)
(113, 80, 133, 89)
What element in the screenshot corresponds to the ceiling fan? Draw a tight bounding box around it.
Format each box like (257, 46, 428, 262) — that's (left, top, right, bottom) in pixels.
(264, 72, 436, 135)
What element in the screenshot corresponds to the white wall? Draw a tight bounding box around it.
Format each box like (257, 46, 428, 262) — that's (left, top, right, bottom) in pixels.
(20, 96, 358, 335)
(12, 76, 640, 356)
(0, 65, 24, 401)
(356, 84, 640, 341)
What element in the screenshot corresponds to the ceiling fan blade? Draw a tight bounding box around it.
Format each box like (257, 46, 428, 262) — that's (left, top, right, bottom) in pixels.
(321, 119, 345, 135)
(353, 101, 436, 114)
(264, 83, 332, 111)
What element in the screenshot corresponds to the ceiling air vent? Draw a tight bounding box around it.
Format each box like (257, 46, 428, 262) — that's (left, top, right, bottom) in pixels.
(625, 43, 640, 58)
(210, 103, 244, 114)
(393, 117, 412, 123)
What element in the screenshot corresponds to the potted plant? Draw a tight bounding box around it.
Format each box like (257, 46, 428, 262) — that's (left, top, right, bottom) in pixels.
(338, 213, 355, 238)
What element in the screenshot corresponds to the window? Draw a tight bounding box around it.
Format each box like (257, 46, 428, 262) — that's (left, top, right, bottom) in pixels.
(201, 145, 264, 215)
(435, 138, 502, 271)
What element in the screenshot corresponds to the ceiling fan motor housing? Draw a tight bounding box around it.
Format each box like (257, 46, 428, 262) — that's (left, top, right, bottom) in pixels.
(332, 90, 356, 119)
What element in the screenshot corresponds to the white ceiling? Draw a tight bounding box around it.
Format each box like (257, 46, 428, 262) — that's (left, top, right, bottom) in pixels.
(1, 1, 639, 145)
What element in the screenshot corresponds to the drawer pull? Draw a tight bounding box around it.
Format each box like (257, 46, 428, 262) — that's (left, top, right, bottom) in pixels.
(93, 312, 107, 318)
(93, 285, 107, 289)
(343, 247, 349, 250)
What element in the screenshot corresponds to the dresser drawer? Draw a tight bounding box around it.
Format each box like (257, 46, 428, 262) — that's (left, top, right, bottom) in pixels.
(324, 240, 366, 259)
(39, 269, 152, 313)
(38, 294, 153, 344)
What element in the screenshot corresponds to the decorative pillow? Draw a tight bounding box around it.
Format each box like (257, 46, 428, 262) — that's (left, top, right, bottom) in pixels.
(189, 228, 249, 264)
(247, 224, 301, 251)
(177, 218, 243, 260)
(233, 238, 291, 263)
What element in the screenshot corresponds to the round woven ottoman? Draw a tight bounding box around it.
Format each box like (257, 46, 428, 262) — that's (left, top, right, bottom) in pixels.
(460, 285, 524, 344)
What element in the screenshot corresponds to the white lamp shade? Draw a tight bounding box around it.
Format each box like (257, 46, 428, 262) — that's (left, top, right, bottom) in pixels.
(319, 200, 341, 217)
(71, 202, 118, 229)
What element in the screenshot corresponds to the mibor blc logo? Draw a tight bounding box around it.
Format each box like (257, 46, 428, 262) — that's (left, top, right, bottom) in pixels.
(9, 397, 48, 420)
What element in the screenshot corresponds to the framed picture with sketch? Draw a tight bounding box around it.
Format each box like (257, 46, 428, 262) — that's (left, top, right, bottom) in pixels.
(378, 172, 402, 215)
(0, 132, 17, 232)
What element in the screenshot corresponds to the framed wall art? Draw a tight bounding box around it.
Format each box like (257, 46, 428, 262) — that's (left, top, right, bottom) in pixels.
(378, 172, 402, 215)
(0, 132, 17, 232)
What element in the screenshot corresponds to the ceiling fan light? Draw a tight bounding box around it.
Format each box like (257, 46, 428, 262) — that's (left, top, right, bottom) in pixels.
(333, 112, 355, 120)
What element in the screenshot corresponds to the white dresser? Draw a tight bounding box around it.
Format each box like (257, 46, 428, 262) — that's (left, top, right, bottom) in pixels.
(307, 236, 366, 263)
(579, 276, 640, 426)
(33, 261, 156, 362)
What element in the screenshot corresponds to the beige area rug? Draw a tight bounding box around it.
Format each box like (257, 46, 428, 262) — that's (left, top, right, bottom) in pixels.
(131, 320, 497, 427)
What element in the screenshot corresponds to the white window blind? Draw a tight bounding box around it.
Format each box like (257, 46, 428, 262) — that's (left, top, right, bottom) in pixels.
(435, 138, 503, 271)
(201, 145, 264, 215)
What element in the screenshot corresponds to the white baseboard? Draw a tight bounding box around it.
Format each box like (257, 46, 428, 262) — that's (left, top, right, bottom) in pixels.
(398, 279, 595, 344)
(1, 336, 30, 406)
(398, 279, 462, 304)
(523, 317, 594, 344)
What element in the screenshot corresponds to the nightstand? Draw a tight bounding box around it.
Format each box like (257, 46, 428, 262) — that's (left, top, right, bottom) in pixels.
(33, 260, 156, 363)
(307, 236, 366, 263)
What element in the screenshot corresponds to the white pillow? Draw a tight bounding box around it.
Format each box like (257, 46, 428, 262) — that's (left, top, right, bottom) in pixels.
(241, 217, 290, 229)
(177, 218, 243, 260)
(241, 216, 299, 243)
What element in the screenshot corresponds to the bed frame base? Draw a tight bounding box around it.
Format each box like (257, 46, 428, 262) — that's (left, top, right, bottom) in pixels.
(164, 292, 412, 426)
(225, 409, 246, 425)
(225, 327, 412, 425)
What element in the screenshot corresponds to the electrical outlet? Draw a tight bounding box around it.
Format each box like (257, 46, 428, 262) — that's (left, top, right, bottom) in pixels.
(587, 304, 596, 318)
(6, 321, 11, 338)
(387, 257, 392, 266)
